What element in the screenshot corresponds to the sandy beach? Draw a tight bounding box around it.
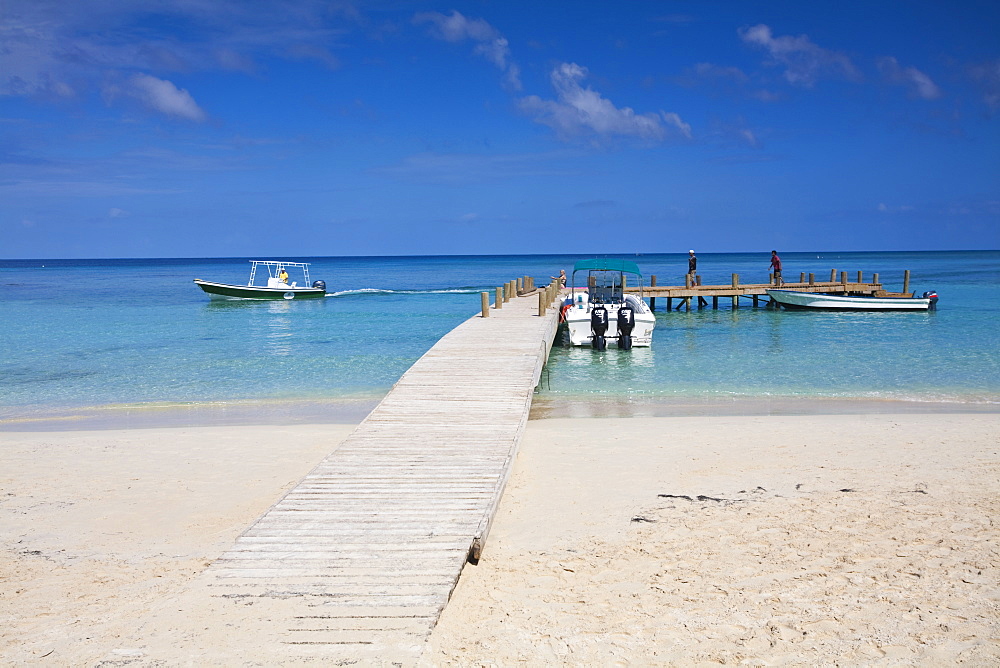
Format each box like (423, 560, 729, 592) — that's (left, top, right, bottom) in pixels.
(2, 412, 998, 665)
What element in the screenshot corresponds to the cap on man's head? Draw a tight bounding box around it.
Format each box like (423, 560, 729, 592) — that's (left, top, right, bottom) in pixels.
(688, 249, 694, 253)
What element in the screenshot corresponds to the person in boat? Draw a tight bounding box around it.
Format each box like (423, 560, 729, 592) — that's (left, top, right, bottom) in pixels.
(278, 268, 289, 285)
(770, 250, 783, 286)
(550, 269, 566, 288)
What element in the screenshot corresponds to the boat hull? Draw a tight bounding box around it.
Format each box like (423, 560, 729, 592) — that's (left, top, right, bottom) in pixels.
(766, 289, 934, 311)
(194, 279, 326, 300)
(563, 299, 656, 347)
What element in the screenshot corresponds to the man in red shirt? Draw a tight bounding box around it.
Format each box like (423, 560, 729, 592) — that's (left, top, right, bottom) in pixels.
(770, 250, 783, 286)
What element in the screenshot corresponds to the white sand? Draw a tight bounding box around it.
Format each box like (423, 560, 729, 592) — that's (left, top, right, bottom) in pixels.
(0, 424, 355, 664)
(426, 413, 1000, 666)
(2, 414, 998, 665)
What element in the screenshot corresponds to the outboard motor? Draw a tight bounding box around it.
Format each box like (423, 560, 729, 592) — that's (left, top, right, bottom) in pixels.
(312, 280, 326, 292)
(922, 291, 938, 310)
(617, 306, 635, 350)
(590, 306, 608, 351)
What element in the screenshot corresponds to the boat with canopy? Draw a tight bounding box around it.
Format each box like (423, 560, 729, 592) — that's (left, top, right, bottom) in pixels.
(194, 261, 327, 300)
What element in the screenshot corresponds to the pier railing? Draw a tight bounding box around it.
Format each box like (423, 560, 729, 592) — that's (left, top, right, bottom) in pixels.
(480, 275, 563, 318)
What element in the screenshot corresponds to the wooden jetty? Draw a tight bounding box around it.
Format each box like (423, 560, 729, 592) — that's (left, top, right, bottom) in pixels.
(202, 279, 562, 664)
(635, 269, 914, 310)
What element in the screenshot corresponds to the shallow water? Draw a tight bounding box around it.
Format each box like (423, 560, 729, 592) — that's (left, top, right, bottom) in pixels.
(2, 251, 997, 428)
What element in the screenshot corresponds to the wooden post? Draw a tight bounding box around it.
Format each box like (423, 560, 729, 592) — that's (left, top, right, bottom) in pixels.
(666, 297, 672, 310)
(857, 270, 863, 283)
(830, 269, 837, 282)
(516, 277, 522, 295)
(685, 273, 692, 288)
(649, 275, 656, 310)
(799, 272, 805, 283)
(840, 271, 847, 285)
(496, 287, 503, 309)
(809, 273, 815, 285)
(712, 296, 718, 309)
(537, 291, 544, 316)
(731, 273, 739, 309)
(873, 272, 880, 285)
(481, 292, 489, 317)
(903, 270, 911, 294)
(769, 272, 774, 285)
(696, 275, 702, 286)
(753, 295, 759, 307)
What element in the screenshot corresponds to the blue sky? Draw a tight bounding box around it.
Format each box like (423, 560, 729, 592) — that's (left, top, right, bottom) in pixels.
(2, 0, 998, 259)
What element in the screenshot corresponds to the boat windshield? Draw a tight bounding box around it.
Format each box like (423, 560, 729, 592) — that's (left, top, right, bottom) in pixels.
(586, 270, 625, 304)
(569, 259, 644, 305)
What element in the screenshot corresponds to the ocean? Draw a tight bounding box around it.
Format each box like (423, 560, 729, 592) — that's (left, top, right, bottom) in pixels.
(2, 251, 998, 429)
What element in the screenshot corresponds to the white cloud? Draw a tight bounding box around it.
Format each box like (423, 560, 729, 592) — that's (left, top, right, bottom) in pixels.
(0, 0, 348, 106)
(122, 74, 207, 122)
(739, 24, 859, 87)
(414, 10, 521, 90)
(692, 62, 749, 84)
(415, 10, 497, 43)
(970, 59, 1000, 113)
(519, 63, 690, 143)
(877, 57, 941, 100)
(878, 202, 915, 213)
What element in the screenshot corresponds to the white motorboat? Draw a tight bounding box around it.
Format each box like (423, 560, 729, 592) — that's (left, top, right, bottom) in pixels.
(561, 259, 656, 349)
(766, 289, 938, 311)
(194, 261, 327, 300)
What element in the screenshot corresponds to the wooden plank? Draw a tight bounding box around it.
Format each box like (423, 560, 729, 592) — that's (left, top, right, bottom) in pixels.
(197, 290, 560, 661)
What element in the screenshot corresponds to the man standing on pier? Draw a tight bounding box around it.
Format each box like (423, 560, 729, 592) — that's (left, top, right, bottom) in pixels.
(687, 250, 708, 306)
(770, 250, 783, 286)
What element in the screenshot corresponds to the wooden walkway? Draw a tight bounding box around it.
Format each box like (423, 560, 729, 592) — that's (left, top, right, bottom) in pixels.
(204, 289, 561, 663)
(637, 280, 897, 310)
(634, 269, 915, 310)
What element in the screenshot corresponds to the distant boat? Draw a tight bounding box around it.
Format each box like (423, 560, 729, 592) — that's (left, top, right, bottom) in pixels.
(766, 289, 938, 311)
(194, 261, 327, 300)
(561, 258, 656, 349)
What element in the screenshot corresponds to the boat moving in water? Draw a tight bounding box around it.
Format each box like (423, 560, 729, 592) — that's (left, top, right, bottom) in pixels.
(561, 259, 656, 349)
(766, 288, 938, 311)
(194, 260, 327, 300)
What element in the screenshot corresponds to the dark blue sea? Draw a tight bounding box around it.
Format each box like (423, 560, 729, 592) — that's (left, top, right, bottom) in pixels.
(2, 251, 998, 429)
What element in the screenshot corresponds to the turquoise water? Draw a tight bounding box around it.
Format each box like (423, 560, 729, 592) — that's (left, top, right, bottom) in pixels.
(2, 251, 998, 428)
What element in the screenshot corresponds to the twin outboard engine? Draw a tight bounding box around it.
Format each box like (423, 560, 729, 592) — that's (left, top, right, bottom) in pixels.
(590, 306, 609, 351)
(922, 291, 938, 310)
(617, 306, 635, 350)
(312, 280, 326, 291)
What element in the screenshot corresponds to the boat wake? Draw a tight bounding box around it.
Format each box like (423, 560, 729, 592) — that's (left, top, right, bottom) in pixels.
(326, 287, 485, 297)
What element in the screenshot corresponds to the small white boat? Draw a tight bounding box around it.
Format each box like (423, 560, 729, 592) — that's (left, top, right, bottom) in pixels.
(194, 261, 327, 300)
(766, 289, 938, 311)
(561, 259, 656, 349)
